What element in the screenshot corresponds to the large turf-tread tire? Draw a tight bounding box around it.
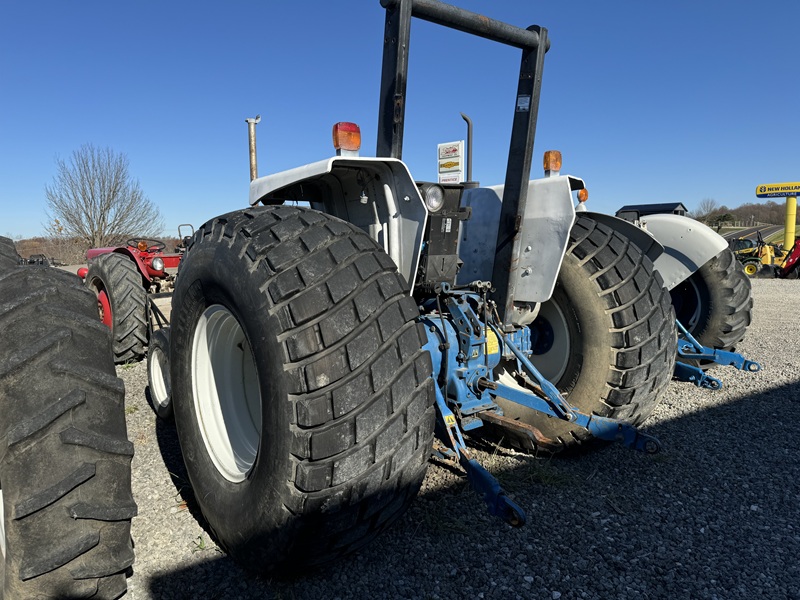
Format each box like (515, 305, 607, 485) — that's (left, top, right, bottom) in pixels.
(0, 267, 136, 600)
(670, 247, 752, 368)
(170, 206, 435, 576)
(495, 215, 677, 451)
(0, 238, 20, 270)
(86, 253, 148, 364)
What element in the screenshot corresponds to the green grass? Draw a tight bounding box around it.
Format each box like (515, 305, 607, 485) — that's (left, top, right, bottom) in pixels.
(765, 229, 788, 244)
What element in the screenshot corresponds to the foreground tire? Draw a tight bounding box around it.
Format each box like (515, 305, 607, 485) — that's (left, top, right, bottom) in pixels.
(0, 267, 136, 599)
(170, 206, 435, 575)
(86, 253, 148, 363)
(494, 215, 677, 451)
(147, 328, 172, 419)
(670, 247, 752, 367)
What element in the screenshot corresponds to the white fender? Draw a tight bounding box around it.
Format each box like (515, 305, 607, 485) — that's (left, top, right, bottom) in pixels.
(458, 175, 583, 307)
(642, 214, 727, 290)
(249, 157, 427, 291)
(585, 212, 727, 290)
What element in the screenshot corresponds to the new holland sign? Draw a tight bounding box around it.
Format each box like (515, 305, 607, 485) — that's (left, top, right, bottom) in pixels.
(755, 182, 800, 198)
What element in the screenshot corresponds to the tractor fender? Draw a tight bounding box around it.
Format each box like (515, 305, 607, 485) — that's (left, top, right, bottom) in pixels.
(586, 212, 727, 290)
(642, 214, 728, 290)
(459, 175, 582, 307)
(87, 247, 151, 285)
(249, 156, 427, 290)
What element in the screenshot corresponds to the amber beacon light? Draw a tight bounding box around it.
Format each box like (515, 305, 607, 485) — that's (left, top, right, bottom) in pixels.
(332, 122, 362, 154)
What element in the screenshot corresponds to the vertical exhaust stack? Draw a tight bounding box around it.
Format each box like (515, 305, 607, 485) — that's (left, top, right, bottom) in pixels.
(460, 112, 473, 184)
(246, 115, 261, 181)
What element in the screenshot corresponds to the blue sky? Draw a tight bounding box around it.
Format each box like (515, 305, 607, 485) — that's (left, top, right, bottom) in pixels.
(1, 0, 798, 239)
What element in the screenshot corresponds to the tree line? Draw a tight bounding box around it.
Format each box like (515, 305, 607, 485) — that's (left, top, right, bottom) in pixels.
(692, 197, 797, 227)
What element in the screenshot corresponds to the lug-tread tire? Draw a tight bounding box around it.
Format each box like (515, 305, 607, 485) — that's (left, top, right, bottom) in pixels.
(170, 206, 435, 576)
(742, 260, 759, 277)
(0, 267, 136, 600)
(86, 253, 148, 363)
(147, 328, 172, 419)
(0, 237, 20, 271)
(495, 215, 677, 451)
(670, 247, 752, 368)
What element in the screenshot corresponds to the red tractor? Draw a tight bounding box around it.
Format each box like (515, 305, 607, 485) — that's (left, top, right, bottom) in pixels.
(80, 225, 193, 363)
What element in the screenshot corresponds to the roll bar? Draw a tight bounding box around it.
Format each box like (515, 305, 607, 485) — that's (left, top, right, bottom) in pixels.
(376, 0, 550, 325)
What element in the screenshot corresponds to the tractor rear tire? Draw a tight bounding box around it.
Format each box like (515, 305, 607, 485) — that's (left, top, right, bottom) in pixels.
(670, 247, 752, 368)
(0, 267, 136, 600)
(147, 328, 173, 419)
(494, 215, 677, 451)
(0, 237, 20, 269)
(170, 206, 435, 575)
(86, 253, 148, 363)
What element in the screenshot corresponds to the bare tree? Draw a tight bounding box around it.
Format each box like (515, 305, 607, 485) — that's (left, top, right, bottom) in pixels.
(693, 198, 720, 222)
(44, 144, 164, 248)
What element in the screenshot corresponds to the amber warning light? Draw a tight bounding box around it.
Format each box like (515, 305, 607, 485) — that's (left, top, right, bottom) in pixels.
(332, 122, 361, 154)
(543, 150, 562, 173)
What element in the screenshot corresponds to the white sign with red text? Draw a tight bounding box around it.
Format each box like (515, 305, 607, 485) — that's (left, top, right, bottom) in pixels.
(437, 140, 464, 183)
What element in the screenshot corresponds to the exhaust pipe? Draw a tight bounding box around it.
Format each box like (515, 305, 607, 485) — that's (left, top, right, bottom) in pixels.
(460, 112, 473, 184)
(246, 115, 261, 181)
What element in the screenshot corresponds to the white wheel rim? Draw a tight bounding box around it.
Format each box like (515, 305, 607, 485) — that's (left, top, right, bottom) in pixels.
(191, 304, 261, 483)
(0, 486, 5, 557)
(529, 300, 571, 383)
(149, 344, 170, 409)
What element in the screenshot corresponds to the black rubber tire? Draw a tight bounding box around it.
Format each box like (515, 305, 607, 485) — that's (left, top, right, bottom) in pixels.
(494, 215, 677, 451)
(0, 267, 136, 600)
(170, 206, 435, 576)
(86, 252, 148, 364)
(670, 247, 752, 368)
(147, 328, 173, 419)
(741, 260, 760, 277)
(0, 237, 20, 270)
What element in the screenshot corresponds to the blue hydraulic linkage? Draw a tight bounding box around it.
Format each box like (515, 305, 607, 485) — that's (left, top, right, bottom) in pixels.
(421, 283, 661, 526)
(673, 320, 761, 389)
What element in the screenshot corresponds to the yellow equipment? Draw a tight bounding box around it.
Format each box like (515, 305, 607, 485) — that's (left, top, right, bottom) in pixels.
(731, 231, 788, 276)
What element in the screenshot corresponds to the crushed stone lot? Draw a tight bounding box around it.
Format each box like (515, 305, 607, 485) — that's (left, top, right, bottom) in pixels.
(121, 278, 800, 600)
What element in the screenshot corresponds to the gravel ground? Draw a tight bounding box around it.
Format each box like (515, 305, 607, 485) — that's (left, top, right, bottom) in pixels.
(120, 278, 800, 600)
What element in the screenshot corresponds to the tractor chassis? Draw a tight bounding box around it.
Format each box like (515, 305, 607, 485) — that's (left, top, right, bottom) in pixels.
(420, 283, 661, 525)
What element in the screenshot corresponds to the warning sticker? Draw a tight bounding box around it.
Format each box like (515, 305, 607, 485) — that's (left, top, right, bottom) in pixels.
(486, 329, 500, 355)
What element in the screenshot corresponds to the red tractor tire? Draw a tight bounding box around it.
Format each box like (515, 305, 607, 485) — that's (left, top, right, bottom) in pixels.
(85, 253, 148, 363)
